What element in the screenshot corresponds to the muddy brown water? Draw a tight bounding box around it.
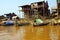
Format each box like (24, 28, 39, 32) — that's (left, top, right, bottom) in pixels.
(0, 25, 60, 40)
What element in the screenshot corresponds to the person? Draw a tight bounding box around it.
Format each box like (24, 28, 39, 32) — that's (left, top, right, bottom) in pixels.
(5, 18, 14, 25)
(34, 18, 43, 25)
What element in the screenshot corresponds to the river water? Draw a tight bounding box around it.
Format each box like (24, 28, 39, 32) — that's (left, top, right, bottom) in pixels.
(0, 25, 60, 40)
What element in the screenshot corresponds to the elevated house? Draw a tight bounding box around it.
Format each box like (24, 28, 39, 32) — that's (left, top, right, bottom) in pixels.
(51, 7, 58, 18)
(31, 1, 50, 19)
(19, 1, 50, 20)
(57, 1, 60, 17)
(20, 5, 32, 19)
(0, 15, 5, 19)
(5, 13, 19, 20)
(0, 15, 5, 22)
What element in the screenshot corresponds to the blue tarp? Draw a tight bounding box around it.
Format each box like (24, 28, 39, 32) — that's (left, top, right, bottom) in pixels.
(5, 20, 13, 25)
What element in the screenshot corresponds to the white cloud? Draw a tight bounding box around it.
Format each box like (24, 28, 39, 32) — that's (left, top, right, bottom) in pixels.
(39, 0, 47, 2)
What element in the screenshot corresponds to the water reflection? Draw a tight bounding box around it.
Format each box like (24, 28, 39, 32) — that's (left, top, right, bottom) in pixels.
(0, 25, 60, 40)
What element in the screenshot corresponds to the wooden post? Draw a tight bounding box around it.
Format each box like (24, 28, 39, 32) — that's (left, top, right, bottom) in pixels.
(57, 0, 59, 18)
(43, 0, 45, 20)
(43, 0, 46, 17)
(43, 1, 44, 17)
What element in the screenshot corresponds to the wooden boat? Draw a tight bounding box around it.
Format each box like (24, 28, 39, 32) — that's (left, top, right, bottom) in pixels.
(52, 20, 60, 25)
(33, 19, 49, 27)
(53, 23, 60, 25)
(33, 22, 49, 27)
(17, 22, 30, 26)
(1, 20, 14, 26)
(3, 23, 14, 26)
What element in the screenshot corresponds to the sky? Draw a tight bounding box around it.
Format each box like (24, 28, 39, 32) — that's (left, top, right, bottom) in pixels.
(0, 0, 57, 18)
